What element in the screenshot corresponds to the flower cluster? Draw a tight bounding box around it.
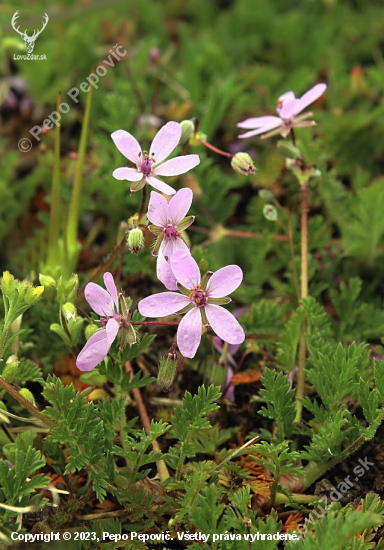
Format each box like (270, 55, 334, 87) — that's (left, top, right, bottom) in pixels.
(78, 82, 327, 370)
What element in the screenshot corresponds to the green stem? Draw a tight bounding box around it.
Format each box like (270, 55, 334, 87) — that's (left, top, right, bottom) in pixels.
(137, 186, 147, 223)
(295, 180, 309, 423)
(300, 180, 309, 300)
(287, 214, 301, 301)
(67, 81, 93, 256)
(47, 92, 62, 269)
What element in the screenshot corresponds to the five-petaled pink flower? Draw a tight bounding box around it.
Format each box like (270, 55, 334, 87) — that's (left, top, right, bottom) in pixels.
(147, 188, 194, 290)
(138, 251, 245, 358)
(76, 273, 136, 371)
(237, 83, 327, 139)
(111, 121, 200, 195)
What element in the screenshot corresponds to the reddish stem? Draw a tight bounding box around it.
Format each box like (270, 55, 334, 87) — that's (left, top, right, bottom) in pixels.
(199, 139, 233, 158)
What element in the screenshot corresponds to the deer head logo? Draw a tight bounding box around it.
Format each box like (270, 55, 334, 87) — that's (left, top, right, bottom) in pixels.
(11, 11, 49, 54)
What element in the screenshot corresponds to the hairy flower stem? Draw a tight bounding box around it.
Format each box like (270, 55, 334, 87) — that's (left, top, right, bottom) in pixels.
(287, 215, 301, 301)
(0, 376, 57, 429)
(137, 186, 147, 223)
(199, 139, 233, 158)
(125, 361, 170, 482)
(295, 179, 309, 423)
(77, 233, 129, 303)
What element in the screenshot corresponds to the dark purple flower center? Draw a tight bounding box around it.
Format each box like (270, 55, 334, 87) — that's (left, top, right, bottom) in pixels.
(139, 150, 155, 175)
(165, 225, 179, 240)
(189, 284, 207, 307)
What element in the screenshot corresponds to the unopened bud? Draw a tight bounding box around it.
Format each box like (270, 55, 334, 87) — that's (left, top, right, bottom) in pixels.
(277, 140, 302, 160)
(157, 344, 179, 391)
(24, 284, 44, 304)
(231, 152, 256, 176)
(85, 323, 99, 340)
(128, 227, 144, 255)
(62, 302, 77, 321)
(190, 131, 207, 147)
(179, 119, 195, 144)
(263, 204, 278, 221)
(39, 274, 56, 289)
(57, 275, 78, 304)
(1, 271, 16, 296)
(19, 388, 36, 406)
(259, 189, 275, 200)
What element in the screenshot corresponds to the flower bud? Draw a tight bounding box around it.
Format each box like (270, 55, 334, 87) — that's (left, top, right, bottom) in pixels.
(263, 204, 278, 221)
(231, 152, 256, 176)
(62, 302, 77, 322)
(259, 189, 274, 200)
(18, 388, 36, 406)
(24, 285, 44, 305)
(128, 227, 144, 255)
(85, 323, 99, 340)
(277, 140, 302, 160)
(1, 271, 16, 296)
(157, 344, 179, 391)
(57, 274, 78, 304)
(39, 274, 56, 289)
(179, 119, 195, 144)
(190, 131, 207, 147)
(2, 356, 19, 383)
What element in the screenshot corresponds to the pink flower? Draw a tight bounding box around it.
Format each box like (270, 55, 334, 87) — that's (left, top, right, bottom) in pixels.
(138, 251, 245, 358)
(111, 121, 200, 195)
(147, 188, 195, 290)
(237, 83, 327, 139)
(76, 273, 136, 371)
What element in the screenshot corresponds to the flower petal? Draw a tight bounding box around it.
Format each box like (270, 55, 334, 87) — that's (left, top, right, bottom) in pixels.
(106, 317, 120, 344)
(162, 235, 189, 258)
(206, 265, 243, 298)
(146, 175, 176, 195)
(76, 329, 111, 371)
(238, 118, 282, 138)
(103, 272, 119, 310)
(237, 115, 281, 129)
(138, 292, 190, 317)
(149, 121, 181, 164)
(154, 155, 200, 177)
(147, 191, 168, 226)
(111, 130, 142, 165)
(85, 282, 116, 317)
(170, 250, 200, 289)
(279, 99, 301, 119)
(156, 249, 178, 290)
(296, 83, 327, 115)
(277, 91, 295, 106)
(205, 305, 245, 345)
(167, 188, 193, 226)
(112, 167, 143, 181)
(177, 306, 202, 358)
